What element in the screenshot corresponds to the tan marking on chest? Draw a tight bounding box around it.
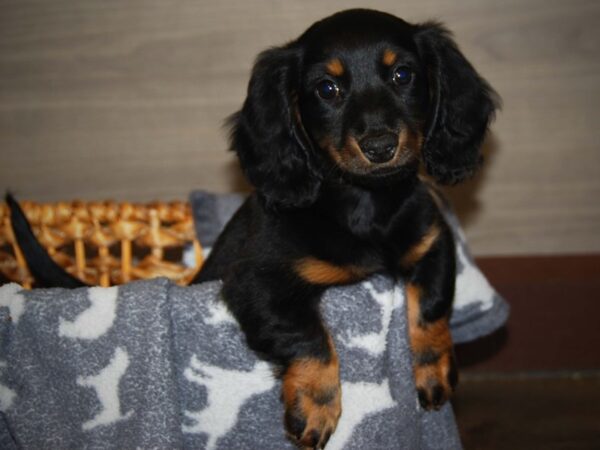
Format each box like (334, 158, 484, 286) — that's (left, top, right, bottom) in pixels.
(294, 257, 365, 285)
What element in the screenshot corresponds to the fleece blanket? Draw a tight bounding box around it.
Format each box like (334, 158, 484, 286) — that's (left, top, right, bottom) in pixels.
(0, 195, 508, 450)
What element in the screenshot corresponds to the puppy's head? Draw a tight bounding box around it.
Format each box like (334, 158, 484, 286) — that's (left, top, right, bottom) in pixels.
(230, 9, 499, 209)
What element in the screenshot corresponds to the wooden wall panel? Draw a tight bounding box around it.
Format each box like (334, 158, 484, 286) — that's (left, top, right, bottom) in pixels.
(1, 0, 599, 255)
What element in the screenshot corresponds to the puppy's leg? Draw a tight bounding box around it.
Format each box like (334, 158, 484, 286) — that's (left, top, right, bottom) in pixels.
(404, 224, 458, 410)
(222, 262, 341, 449)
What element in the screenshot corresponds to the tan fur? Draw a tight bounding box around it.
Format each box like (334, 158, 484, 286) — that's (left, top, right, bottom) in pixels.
(406, 283, 452, 354)
(323, 129, 423, 175)
(401, 128, 423, 153)
(401, 224, 441, 268)
(325, 58, 344, 77)
(283, 336, 341, 447)
(294, 257, 365, 285)
(413, 351, 452, 393)
(382, 49, 398, 66)
(406, 282, 454, 406)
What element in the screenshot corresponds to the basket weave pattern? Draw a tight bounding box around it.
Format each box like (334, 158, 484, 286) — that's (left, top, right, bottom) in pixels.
(0, 200, 204, 288)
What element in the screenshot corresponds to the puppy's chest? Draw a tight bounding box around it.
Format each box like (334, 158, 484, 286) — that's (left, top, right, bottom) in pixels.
(302, 210, 424, 276)
(346, 192, 377, 236)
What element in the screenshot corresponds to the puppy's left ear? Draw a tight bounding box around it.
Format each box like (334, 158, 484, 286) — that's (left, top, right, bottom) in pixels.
(415, 23, 500, 184)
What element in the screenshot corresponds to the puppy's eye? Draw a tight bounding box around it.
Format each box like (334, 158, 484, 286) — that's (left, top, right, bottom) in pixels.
(316, 80, 340, 100)
(393, 66, 413, 86)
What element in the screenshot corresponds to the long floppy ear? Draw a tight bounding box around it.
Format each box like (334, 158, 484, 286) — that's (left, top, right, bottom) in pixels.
(229, 45, 321, 210)
(415, 23, 499, 184)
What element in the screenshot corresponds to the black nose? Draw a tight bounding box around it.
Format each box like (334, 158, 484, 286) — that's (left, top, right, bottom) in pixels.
(359, 133, 398, 163)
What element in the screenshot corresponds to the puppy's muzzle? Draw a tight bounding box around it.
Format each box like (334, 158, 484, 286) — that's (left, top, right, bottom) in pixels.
(359, 133, 398, 164)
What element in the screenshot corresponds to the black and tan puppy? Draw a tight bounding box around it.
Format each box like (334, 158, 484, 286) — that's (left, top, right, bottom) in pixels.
(193, 9, 497, 447)
(8, 9, 498, 448)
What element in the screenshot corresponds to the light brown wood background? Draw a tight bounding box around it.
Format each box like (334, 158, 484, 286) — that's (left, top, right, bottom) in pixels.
(1, 0, 599, 256)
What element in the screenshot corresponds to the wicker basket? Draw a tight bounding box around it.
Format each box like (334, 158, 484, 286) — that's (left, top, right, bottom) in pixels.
(0, 199, 204, 288)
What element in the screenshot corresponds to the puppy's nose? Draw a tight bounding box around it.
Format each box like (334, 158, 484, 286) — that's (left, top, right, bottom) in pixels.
(359, 133, 398, 163)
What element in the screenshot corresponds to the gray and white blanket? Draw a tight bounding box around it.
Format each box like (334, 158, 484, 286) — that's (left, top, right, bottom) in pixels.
(0, 193, 508, 449)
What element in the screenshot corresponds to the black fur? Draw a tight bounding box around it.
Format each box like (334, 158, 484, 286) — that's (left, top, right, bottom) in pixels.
(7, 9, 498, 446)
(0, 270, 9, 285)
(415, 22, 498, 184)
(5, 193, 86, 288)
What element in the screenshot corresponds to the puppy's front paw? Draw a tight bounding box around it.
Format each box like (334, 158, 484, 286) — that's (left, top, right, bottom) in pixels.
(282, 357, 341, 449)
(414, 348, 458, 410)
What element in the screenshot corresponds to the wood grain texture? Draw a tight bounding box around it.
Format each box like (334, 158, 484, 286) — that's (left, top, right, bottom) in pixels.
(1, 0, 599, 255)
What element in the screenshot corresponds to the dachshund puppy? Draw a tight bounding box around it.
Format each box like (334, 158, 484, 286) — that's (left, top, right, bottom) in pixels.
(194, 9, 497, 448)
(8, 9, 497, 448)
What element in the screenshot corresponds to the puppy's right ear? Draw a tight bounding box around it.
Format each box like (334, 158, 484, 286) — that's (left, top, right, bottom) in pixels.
(229, 45, 322, 210)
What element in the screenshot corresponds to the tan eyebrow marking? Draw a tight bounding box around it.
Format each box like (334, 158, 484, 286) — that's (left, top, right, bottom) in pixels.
(325, 58, 344, 77)
(382, 49, 398, 66)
